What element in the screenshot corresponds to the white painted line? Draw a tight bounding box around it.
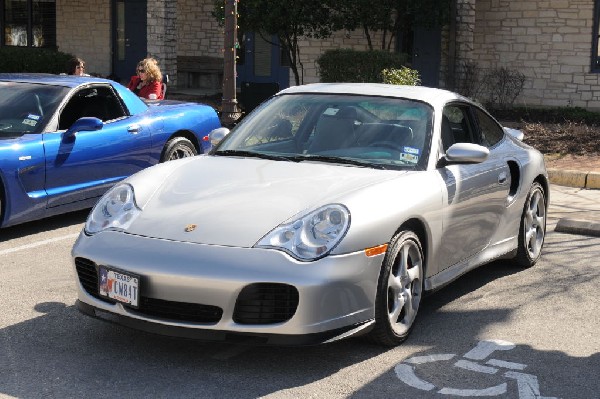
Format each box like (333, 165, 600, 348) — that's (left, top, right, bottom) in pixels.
(505, 371, 558, 399)
(454, 359, 498, 375)
(394, 364, 436, 391)
(405, 353, 455, 364)
(438, 383, 507, 396)
(487, 358, 527, 370)
(0, 233, 79, 256)
(463, 339, 515, 360)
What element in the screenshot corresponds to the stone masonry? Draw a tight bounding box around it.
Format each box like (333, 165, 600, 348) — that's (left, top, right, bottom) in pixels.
(53, 0, 600, 110)
(147, 0, 178, 87)
(56, 0, 111, 76)
(470, 0, 600, 109)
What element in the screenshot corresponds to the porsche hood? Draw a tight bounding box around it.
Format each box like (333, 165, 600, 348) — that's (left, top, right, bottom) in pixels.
(124, 156, 402, 247)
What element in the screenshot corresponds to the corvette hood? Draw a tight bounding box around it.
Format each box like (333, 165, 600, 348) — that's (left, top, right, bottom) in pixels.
(126, 156, 404, 247)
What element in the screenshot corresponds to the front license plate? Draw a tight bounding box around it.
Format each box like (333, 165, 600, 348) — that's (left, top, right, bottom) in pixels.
(98, 266, 140, 308)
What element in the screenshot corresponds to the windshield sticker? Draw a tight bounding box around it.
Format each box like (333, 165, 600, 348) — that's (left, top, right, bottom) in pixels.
(323, 108, 339, 116)
(27, 114, 41, 121)
(403, 146, 420, 155)
(22, 119, 38, 127)
(399, 152, 419, 164)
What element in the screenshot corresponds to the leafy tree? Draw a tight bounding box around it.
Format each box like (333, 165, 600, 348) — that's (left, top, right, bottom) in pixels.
(213, 0, 335, 86)
(330, 0, 450, 51)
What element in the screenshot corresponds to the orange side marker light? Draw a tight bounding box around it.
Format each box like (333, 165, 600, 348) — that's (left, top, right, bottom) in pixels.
(365, 243, 388, 257)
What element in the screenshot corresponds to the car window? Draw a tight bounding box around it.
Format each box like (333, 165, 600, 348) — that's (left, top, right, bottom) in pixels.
(0, 82, 69, 136)
(217, 93, 434, 170)
(441, 104, 476, 151)
(473, 107, 504, 147)
(58, 85, 127, 130)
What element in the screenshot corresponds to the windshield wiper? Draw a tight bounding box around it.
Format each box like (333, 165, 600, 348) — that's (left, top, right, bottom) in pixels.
(213, 149, 297, 162)
(291, 154, 387, 169)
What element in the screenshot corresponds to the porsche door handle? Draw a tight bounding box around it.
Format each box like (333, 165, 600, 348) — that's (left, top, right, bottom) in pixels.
(127, 125, 140, 134)
(498, 172, 508, 185)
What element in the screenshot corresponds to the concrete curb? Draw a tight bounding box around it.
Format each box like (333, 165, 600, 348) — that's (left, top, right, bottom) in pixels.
(555, 218, 600, 237)
(547, 169, 600, 190)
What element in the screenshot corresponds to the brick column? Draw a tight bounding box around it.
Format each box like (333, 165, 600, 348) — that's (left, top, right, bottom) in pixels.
(454, 0, 476, 94)
(147, 0, 178, 87)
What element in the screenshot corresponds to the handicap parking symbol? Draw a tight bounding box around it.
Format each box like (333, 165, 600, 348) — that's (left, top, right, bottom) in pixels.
(395, 340, 559, 398)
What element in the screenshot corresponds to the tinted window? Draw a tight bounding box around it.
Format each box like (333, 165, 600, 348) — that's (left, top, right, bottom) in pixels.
(474, 108, 504, 147)
(441, 105, 476, 151)
(0, 81, 67, 135)
(59, 86, 126, 130)
(216, 93, 434, 170)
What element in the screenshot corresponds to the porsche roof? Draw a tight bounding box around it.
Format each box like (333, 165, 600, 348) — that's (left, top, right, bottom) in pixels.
(278, 83, 471, 107)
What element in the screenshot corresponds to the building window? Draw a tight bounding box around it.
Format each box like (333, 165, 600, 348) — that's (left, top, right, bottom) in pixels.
(1, 0, 56, 47)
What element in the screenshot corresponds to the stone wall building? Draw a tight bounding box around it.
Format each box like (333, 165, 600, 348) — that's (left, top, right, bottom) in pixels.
(451, 0, 600, 109)
(6, 0, 600, 109)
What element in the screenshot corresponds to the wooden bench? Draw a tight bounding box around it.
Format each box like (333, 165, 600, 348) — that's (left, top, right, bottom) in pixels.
(177, 56, 223, 90)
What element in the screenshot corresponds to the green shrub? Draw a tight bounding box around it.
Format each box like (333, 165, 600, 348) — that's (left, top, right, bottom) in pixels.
(381, 67, 420, 86)
(317, 49, 409, 83)
(0, 47, 75, 74)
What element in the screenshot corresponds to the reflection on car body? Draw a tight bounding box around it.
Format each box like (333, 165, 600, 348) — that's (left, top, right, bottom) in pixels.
(72, 83, 548, 346)
(0, 73, 220, 228)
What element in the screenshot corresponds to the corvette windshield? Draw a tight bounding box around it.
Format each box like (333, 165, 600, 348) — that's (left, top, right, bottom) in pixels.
(0, 82, 69, 136)
(215, 93, 433, 170)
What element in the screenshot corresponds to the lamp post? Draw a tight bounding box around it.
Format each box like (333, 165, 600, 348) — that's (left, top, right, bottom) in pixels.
(221, 0, 242, 126)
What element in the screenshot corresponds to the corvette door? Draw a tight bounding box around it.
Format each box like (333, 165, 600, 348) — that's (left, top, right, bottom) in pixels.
(44, 85, 153, 207)
(437, 104, 510, 269)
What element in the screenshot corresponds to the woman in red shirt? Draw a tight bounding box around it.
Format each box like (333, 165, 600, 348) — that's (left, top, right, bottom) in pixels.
(127, 58, 163, 100)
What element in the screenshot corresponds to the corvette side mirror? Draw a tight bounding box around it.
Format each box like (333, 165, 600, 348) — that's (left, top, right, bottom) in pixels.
(64, 117, 103, 140)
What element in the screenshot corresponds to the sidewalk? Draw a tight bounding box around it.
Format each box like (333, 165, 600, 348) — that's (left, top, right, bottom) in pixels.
(549, 184, 600, 237)
(544, 154, 600, 236)
(545, 155, 600, 190)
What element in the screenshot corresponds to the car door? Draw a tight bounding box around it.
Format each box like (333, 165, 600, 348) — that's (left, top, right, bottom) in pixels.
(43, 85, 153, 207)
(437, 103, 511, 269)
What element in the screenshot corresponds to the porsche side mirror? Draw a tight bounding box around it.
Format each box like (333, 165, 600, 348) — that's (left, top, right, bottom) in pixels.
(64, 117, 103, 139)
(438, 143, 489, 167)
(503, 127, 524, 141)
(208, 127, 230, 147)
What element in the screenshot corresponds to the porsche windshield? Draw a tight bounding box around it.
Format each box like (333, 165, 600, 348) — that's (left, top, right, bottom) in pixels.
(0, 82, 69, 136)
(216, 93, 434, 170)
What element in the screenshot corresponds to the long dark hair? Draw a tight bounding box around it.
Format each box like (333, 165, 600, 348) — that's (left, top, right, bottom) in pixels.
(66, 57, 85, 75)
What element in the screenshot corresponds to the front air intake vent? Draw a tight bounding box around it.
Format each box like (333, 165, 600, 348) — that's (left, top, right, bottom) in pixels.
(233, 283, 299, 324)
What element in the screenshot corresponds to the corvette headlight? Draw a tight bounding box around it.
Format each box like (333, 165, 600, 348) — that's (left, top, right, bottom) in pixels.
(85, 183, 141, 235)
(255, 204, 350, 261)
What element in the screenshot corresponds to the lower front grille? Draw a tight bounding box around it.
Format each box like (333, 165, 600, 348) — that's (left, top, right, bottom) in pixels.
(74, 257, 222, 324)
(233, 283, 299, 325)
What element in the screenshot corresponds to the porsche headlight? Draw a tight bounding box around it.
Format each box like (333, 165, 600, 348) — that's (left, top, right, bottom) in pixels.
(255, 204, 350, 261)
(85, 183, 141, 234)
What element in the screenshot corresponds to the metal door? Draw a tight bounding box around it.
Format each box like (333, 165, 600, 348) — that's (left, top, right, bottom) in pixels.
(111, 0, 147, 84)
(412, 27, 441, 88)
(237, 32, 290, 90)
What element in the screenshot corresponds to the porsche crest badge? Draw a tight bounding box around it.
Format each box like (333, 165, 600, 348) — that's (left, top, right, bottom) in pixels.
(184, 224, 197, 232)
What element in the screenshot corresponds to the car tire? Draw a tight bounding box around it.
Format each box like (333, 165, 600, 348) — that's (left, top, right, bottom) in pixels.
(161, 137, 198, 162)
(370, 230, 424, 346)
(513, 182, 546, 268)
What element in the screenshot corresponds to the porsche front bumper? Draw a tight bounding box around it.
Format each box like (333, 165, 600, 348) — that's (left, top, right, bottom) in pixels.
(72, 230, 385, 345)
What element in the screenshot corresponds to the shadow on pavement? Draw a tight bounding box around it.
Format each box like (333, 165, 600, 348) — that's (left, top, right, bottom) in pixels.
(0, 209, 89, 241)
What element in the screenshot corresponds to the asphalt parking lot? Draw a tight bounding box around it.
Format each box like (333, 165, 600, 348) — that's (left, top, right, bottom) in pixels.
(0, 184, 598, 398)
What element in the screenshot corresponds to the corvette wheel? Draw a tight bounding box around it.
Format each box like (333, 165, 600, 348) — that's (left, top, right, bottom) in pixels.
(370, 230, 424, 346)
(161, 137, 197, 162)
(513, 182, 546, 267)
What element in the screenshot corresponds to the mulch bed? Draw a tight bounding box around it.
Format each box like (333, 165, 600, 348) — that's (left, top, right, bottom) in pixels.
(521, 121, 600, 155)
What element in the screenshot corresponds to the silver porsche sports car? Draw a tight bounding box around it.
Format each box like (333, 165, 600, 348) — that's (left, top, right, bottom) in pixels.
(72, 83, 548, 346)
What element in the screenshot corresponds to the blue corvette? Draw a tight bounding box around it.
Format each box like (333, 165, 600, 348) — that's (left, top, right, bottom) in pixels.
(0, 73, 221, 228)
